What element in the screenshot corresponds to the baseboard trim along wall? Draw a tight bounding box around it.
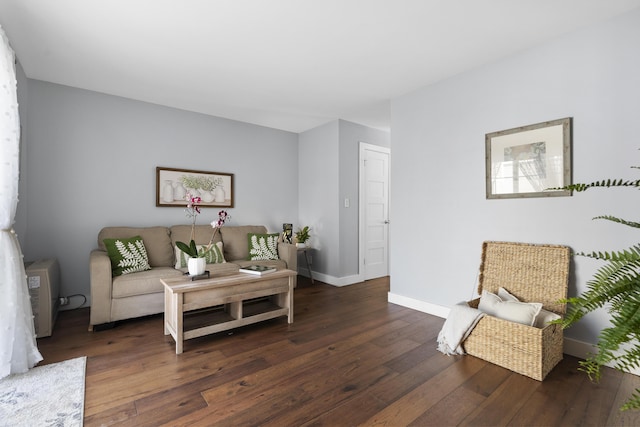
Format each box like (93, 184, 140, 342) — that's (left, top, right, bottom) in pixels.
(388, 292, 640, 377)
(299, 269, 362, 287)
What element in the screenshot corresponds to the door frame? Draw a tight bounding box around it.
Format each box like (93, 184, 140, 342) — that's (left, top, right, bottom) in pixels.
(358, 142, 391, 280)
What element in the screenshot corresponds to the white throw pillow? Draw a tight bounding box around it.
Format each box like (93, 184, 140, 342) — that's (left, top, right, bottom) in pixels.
(174, 241, 226, 269)
(498, 287, 561, 328)
(497, 286, 519, 302)
(534, 310, 562, 328)
(478, 290, 542, 327)
(477, 290, 503, 316)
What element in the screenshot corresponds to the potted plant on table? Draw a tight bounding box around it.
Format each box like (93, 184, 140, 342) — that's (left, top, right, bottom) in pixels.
(295, 226, 311, 248)
(175, 192, 230, 276)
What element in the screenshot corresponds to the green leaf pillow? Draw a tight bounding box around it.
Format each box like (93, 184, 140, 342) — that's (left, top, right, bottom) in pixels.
(248, 233, 279, 260)
(103, 236, 152, 276)
(174, 241, 226, 269)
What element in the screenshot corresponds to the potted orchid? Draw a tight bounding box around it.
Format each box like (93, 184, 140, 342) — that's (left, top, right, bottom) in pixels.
(175, 192, 230, 275)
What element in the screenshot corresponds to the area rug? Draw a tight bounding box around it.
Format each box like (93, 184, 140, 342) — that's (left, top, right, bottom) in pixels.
(0, 356, 86, 427)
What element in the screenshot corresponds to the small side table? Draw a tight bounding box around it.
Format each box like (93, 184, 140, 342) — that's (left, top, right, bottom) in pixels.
(297, 246, 314, 284)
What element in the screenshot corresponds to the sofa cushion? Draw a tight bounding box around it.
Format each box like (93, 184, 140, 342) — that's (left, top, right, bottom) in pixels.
(174, 241, 226, 268)
(248, 233, 280, 260)
(220, 225, 268, 261)
(98, 226, 173, 267)
(103, 236, 152, 276)
(112, 267, 183, 298)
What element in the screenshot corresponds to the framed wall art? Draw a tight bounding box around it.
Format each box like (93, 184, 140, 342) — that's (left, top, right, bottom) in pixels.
(485, 117, 572, 199)
(282, 223, 293, 244)
(156, 167, 234, 207)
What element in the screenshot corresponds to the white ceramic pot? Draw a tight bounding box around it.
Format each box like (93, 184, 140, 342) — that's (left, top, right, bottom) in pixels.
(162, 180, 174, 203)
(173, 183, 186, 201)
(214, 186, 226, 203)
(296, 242, 306, 249)
(201, 190, 214, 203)
(188, 257, 206, 276)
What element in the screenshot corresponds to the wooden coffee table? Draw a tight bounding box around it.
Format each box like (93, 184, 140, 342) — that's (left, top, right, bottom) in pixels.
(161, 269, 296, 354)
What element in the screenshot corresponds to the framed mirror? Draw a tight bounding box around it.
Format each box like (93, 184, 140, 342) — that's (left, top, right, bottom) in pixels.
(485, 117, 572, 199)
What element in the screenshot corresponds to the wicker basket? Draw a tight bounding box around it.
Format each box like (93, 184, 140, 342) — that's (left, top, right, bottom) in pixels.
(463, 241, 570, 381)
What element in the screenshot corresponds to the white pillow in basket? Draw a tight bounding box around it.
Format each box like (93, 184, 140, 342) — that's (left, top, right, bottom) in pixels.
(498, 287, 561, 329)
(478, 290, 542, 327)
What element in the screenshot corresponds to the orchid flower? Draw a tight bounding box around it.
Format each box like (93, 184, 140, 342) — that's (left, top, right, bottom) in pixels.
(211, 210, 230, 228)
(207, 210, 231, 248)
(184, 192, 203, 242)
(178, 194, 231, 258)
(184, 193, 203, 219)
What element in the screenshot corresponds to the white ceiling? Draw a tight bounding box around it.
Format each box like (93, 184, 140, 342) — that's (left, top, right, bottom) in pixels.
(2, 0, 640, 133)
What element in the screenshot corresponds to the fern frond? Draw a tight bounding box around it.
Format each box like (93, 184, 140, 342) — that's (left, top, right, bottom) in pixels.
(621, 391, 640, 411)
(578, 358, 603, 382)
(593, 215, 640, 229)
(559, 260, 640, 328)
(577, 246, 640, 262)
(565, 265, 640, 411)
(548, 155, 640, 411)
(612, 344, 640, 374)
(550, 178, 640, 192)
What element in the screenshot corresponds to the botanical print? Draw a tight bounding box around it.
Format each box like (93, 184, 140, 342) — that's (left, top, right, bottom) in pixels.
(249, 235, 279, 260)
(157, 167, 234, 208)
(115, 239, 151, 275)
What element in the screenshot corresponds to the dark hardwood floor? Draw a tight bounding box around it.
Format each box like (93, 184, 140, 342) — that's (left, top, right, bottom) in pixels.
(36, 276, 639, 426)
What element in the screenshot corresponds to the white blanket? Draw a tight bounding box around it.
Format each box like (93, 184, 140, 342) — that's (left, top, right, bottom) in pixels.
(437, 302, 485, 355)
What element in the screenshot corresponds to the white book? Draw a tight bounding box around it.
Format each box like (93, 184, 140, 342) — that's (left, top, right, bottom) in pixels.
(239, 265, 277, 275)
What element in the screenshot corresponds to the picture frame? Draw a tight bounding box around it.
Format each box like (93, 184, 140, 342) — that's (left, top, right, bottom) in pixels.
(485, 117, 572, 199)
(282, 223, 293, 244)
(156, 167, 234, 207)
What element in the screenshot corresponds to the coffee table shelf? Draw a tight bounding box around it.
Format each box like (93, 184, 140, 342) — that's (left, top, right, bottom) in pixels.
(162, 269, 296, 354)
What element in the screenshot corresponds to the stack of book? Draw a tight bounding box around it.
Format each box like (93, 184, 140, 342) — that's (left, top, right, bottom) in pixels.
(239, 265, 276, 275)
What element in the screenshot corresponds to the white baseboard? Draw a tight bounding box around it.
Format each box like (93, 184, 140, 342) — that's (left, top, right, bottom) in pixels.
(299, 269, 362, 287)
(387, 292, 450, 318)
(562, 337, 640, 376)
(387, 292, 640, 377)
(563, 337, 597, 364)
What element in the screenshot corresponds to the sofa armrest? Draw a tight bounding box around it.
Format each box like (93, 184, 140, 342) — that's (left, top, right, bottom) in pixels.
(278, 242, 297, 271)
(89, 249, 114, 330)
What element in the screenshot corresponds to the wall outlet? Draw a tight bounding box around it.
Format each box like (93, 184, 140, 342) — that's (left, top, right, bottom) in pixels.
(59, 297, 69, 306)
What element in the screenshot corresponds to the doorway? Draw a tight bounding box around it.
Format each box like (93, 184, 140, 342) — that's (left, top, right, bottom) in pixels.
(359, 142, 390, 280)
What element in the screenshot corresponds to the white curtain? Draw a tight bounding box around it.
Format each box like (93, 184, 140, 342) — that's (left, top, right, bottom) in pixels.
(0, 25, 42, 379)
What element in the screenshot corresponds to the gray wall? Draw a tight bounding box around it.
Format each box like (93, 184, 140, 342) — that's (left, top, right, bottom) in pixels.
(390, 8, 640, 344)
(298, 119, 390, 283)
(338, 120, 390, 278)
(298, 120, 339, 278)
(17, 80, 299, 306)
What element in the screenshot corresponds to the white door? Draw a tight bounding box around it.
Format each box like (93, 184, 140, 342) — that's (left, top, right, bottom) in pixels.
(360, 143, 390, 280)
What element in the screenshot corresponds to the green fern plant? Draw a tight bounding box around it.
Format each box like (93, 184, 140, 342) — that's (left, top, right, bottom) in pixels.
(553, 172, 640, 411)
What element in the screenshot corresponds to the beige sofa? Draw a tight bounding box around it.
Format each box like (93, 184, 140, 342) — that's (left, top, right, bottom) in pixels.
(89, 224, 297, 330)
